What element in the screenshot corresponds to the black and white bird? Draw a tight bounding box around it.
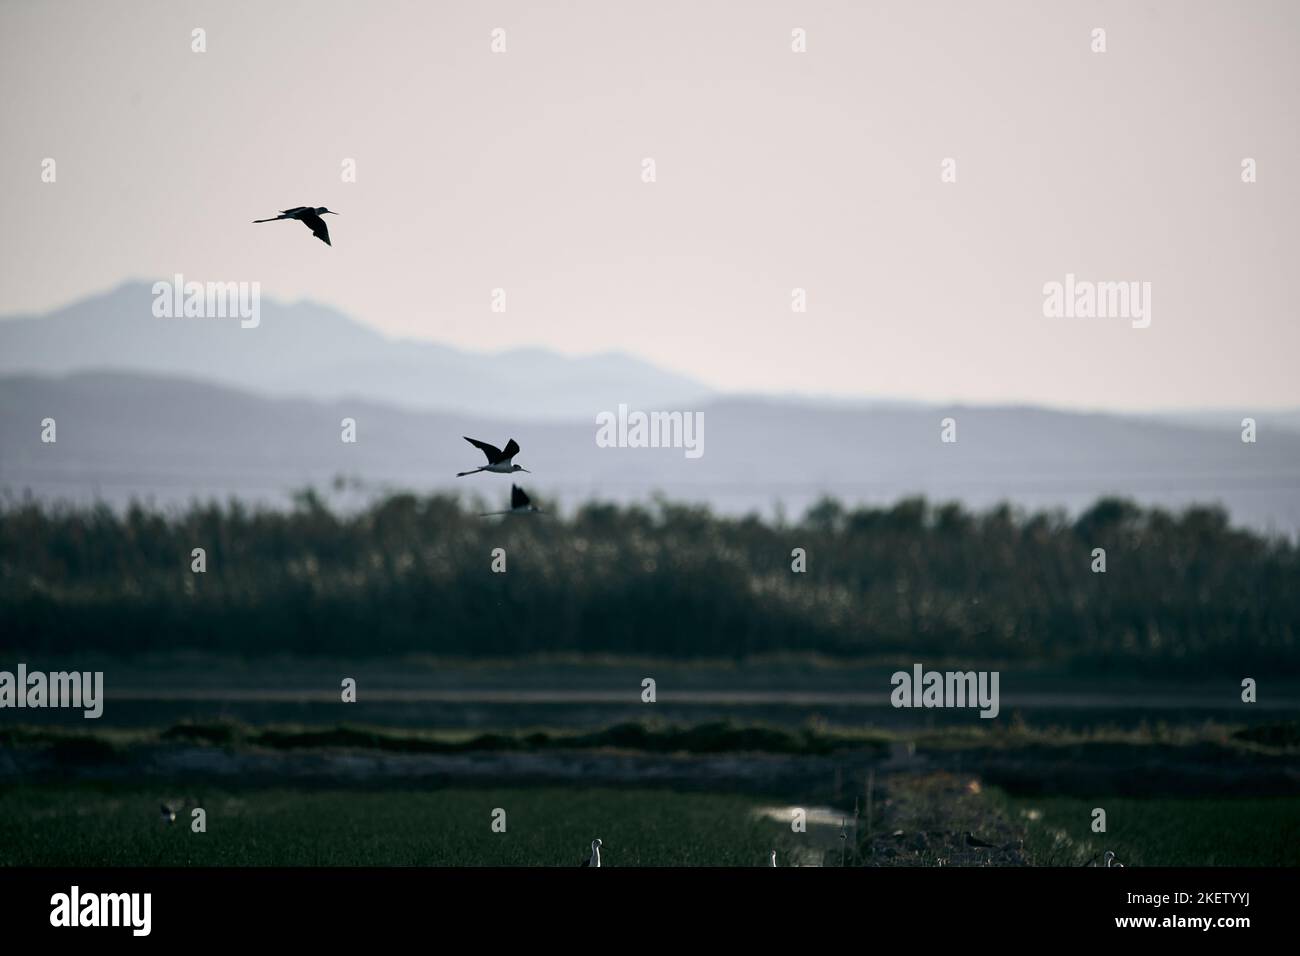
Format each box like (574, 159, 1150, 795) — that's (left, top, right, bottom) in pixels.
(1083, 849, 1127, 867)
(769, 849, 778, 867)
(160, 803, 176, 824)
(580, 839, 602, 867)
(457, 436, 530, 477)
(480, 484, 544, 517)
(253, 206, 339, 245)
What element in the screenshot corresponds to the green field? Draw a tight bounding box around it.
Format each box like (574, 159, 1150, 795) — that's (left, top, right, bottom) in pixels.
(3, 781, 1296, 867)
(4, 713, 1298, 866)
(1007, 794, 1300, 867)
(0, 784, 791, 867)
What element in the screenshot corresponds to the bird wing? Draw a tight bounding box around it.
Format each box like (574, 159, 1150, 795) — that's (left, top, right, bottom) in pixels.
(281, 207, 311, 215)
(511, 485, 529, 509)
(501, 439, 520, 461)
(464, 436, 504, 462)
(299, 211, 331, 245)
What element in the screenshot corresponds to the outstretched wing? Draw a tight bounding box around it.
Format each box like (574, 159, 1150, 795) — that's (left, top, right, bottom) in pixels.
(501, 439, 520, 461)
(299, 211, 331, 245)
(511, 485, 530, 510)
(464, 436, 504, 463)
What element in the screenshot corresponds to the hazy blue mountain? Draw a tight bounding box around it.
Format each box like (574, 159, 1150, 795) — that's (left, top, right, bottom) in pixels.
(0, 282, 712, 420)
(4, 371, 1298, 534)
(1144, 409, 1300, 435)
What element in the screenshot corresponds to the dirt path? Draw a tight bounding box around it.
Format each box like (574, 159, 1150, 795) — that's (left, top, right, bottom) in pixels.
(860, 772, 1028, 866)
(755, 770, 1029, 867)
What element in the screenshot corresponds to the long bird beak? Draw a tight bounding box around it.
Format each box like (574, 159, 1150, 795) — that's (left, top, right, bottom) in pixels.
(519, 467, 531, 473)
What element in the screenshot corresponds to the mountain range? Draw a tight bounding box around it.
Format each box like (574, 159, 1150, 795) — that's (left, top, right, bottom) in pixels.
(2, 284, 1298, 531)
(2, 370, 1299, 533)
(0, 282, 711, 420)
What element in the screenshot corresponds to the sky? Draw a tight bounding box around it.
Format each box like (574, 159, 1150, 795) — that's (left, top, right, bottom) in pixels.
(1, 0, 1298, 411)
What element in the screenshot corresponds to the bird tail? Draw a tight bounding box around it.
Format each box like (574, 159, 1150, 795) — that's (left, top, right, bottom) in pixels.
(252, 217, 283, 223)
(456, 469, 481, 478)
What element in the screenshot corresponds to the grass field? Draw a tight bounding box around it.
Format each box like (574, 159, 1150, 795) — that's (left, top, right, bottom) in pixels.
(1007, 793, 1300, 867)
(4, 712, 1298, 866)
(0, 784, 791, 867)
(3, 781, 1297, 866)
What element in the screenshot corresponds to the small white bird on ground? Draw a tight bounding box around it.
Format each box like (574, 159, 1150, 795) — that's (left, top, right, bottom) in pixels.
(770, 849, 778, 867)
(580, 839, 602, 867)
(457, 437, 530, 477)
(1104, 850, 1124, 867)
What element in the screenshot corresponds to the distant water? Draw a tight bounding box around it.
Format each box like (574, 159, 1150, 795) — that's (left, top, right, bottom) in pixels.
(9, 686, 1297, 732)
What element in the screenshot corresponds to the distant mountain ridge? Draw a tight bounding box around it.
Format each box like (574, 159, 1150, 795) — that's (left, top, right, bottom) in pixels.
(3, 370, 1299, 534)
(0, 282, 712, 421)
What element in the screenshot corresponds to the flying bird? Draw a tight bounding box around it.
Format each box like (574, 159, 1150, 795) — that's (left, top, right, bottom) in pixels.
(457, 436, 530, 477)
(580, 838, 602, 867)
(253, 206, 339, 245)
(480, 484, 544, 517)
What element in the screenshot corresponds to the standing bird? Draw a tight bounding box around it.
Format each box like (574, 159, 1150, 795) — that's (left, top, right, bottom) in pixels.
(253, 206, 339, 245)
(769, 849, 778, 867)
(457, 436, 530, 477)
(580, 839, 603, 867)
(1083, 849, 1127, 867)
(480, 484, 544, 517)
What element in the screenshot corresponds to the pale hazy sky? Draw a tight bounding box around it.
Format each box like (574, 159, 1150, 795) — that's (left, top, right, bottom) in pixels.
(2, 0, 1297, 410)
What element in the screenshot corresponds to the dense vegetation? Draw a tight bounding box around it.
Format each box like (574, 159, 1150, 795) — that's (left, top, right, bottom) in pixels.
(1, 492, 1296, 673)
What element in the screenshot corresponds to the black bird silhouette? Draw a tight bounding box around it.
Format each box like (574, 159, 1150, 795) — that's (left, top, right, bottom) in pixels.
(964, 831, 997, 849)
(480, 484, 544, 517)
(253, 206, 339, 245)
(457, 436, 529, 477)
